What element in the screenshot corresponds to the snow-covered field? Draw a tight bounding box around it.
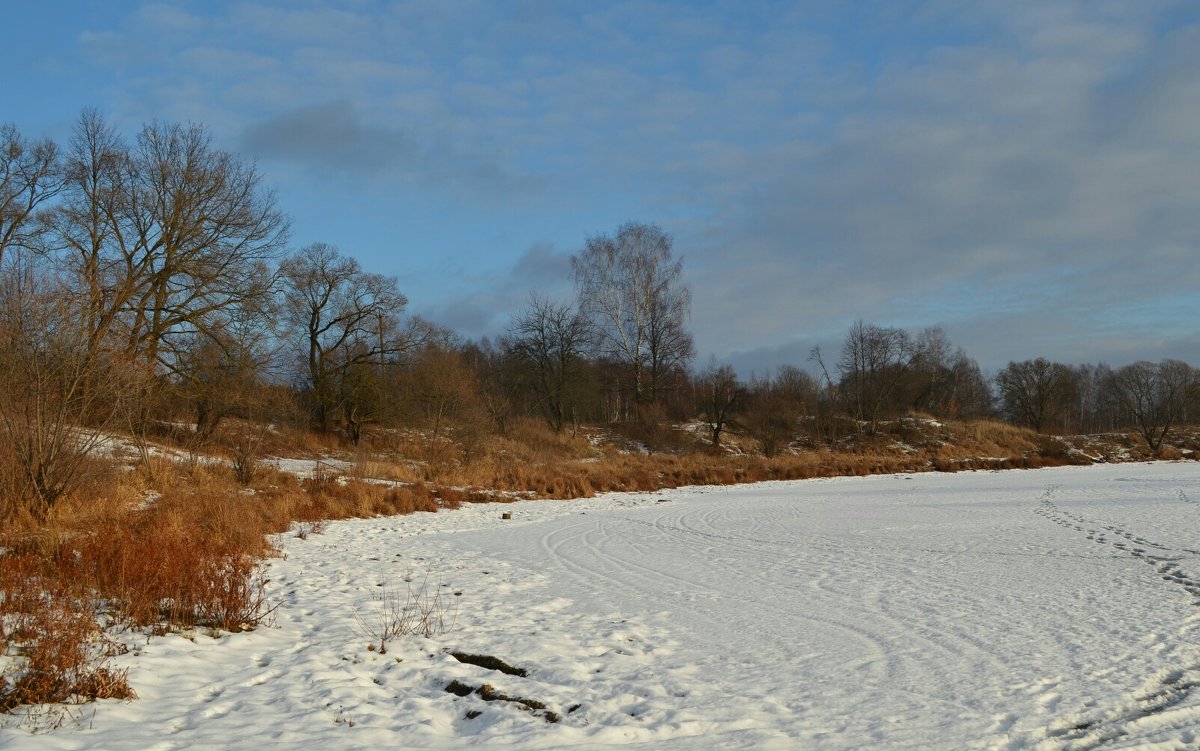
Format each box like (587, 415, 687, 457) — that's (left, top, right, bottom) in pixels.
(4, 463, 1200, 750)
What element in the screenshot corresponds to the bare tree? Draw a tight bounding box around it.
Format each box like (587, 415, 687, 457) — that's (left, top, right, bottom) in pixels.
(278, 243, 412, 434)
(506, 295, 591, 432)
(808, 346, 841, 446)
(837, 320, 914, 435)
(994, 358, 1076, 433)
(401, 341, 483, 441)
(174, 314, 275, 443)
(460, 337, 520, 434)
(1107, 360, 1196, 455)
(901, 328, 992, 420)
(904, 327, 952, 415)
(42, 110, 129, 356)
(696, 362, 743, 448)
(1071, 362, 1118, 434)
(741, 366, 820, 455)
(44, 110, 288, 376)
(573, 221, 693, 408)
(944, 351, 994, 420)
(1, 123, 62, 268)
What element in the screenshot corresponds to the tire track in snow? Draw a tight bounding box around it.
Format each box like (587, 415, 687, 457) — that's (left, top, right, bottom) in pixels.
(537, 501, 914, 720)
(664, 492, 1022, 722)
(1036, 661, 1200, 751)
(551, 496, 1022, 737)
(539, 520, 716, 602)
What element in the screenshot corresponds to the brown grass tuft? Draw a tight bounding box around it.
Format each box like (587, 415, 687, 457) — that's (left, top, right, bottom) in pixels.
(0, 554, 136, 711)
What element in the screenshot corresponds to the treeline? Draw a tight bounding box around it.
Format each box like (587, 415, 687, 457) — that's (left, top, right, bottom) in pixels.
(2, 112, 1198, 521)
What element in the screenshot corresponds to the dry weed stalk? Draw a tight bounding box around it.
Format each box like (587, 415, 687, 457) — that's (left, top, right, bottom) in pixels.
(229, 423, 269, 485)
(294, 519, 327, 539)
(353, 574, 459, 653)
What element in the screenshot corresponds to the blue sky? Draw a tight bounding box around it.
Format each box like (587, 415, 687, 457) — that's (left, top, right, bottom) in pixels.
(6, 1, 1200, 375)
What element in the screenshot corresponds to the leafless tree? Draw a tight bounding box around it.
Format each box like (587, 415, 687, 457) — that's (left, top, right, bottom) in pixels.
(741, 366, 819, 455)
(44, 110, 288, 377)
(696, 362, 743, 448)
(401, 341, 483, 441)
(506, 295, 591, 432)
(278, 242, 412, 434)
(174, 315, 275, 443)
(573, 222, 693, 408)
(1071, 362, 1118, 434)
(1, 123, 63, 268)
(837, 320, 914, 435)
(1107, 360, 1196, 455)
(460, 338, 520, 435)
(904, 327, 952, 415)
(41, 110, 129, 356)
(943, 351, 994, 420)
(808, 346, 841, 446)
(994, 358, 1076, 433)
(901, 328, 992, 420)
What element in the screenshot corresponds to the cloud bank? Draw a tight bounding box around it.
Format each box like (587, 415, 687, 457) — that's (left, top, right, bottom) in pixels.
(26, 0, 1197, 373)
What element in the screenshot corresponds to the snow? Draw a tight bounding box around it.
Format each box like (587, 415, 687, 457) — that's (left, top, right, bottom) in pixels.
(4, 462, 1200, 749)
(264, 456, 353, 479)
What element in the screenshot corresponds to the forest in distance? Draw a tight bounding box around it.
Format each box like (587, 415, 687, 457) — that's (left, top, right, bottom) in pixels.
(3, 110, 1199, 523)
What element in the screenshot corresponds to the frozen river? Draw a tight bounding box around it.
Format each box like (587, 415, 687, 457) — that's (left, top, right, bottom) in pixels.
(6, 462, 1199, 750)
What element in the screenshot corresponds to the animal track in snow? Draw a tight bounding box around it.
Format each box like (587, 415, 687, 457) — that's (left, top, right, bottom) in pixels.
(1026, 484, 1200, 749)
(1035, 487, 1200, 605)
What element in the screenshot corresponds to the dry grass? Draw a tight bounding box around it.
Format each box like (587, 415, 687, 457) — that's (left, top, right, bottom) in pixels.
(0, 554, 136, 713)
(0, 449, 472, 711)
(299, 475, 444, 518)
(446, 418, 1094, 498)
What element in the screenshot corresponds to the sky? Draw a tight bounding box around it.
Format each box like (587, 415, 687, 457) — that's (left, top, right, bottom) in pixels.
(6, 0, 1200, 376)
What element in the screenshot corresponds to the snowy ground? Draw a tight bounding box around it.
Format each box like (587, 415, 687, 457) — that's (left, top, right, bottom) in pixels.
(4, 462, 1200, 750)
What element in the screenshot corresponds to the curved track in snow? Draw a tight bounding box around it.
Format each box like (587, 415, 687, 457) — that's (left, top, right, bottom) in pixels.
(3, 463, 1199, 749)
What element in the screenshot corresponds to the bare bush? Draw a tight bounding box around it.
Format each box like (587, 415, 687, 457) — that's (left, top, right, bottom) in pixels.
(743, 366, 818, 456)
(0, 264, 133, 523)
(68, 507, 277, 634)
(0, 554, 136, 714)
(293, 519, 327, 540)
(353, 574, 458, 653)
(229, 422, 268, 485)
(194, 564, 276, 634)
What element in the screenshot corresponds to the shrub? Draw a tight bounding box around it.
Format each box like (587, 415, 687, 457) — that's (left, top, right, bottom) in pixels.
(353, 574, 458, 653)
(0, 554, 136, 712)
(65, 517, 274, 632)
